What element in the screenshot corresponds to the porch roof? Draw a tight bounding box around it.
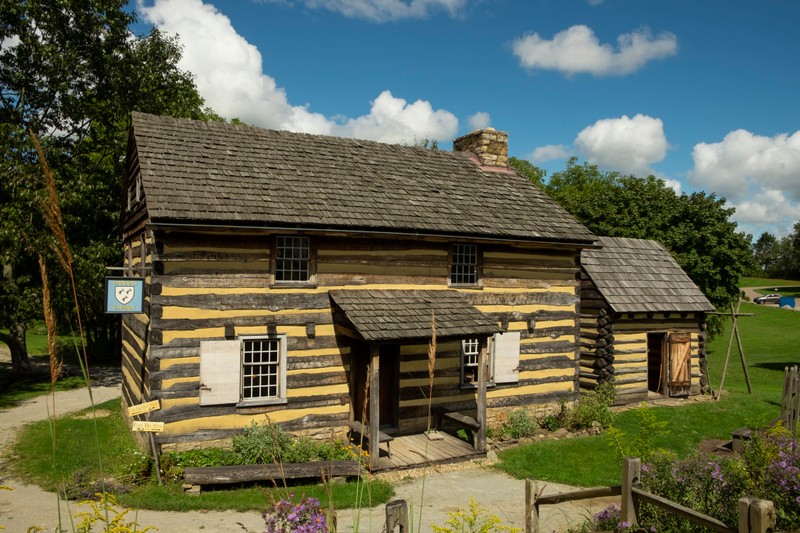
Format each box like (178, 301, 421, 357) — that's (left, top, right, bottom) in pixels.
(329, 289, 502, 342)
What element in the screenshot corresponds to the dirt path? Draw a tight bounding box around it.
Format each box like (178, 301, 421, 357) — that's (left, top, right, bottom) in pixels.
(0, 369, 613, 532)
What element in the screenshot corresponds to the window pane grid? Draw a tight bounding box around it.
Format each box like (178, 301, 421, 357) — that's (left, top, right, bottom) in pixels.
(242, 338, 280, 399)
(276, 236, 309, 282)
(462, 338, 479, 384)
(451, 244, 477, 284)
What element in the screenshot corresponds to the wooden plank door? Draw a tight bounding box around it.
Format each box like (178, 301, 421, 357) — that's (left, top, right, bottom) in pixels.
(667, 332, 691, 397)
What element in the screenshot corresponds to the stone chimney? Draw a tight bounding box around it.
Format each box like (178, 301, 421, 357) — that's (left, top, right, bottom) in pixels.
(453, 128, 509, 168)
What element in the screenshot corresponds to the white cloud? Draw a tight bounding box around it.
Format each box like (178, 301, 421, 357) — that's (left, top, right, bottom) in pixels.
(530, 144, 570, 163)
(662, 178, 681, 195)
(511, 25, 677, 77)
(256, 0, 468, 22)
(138, 0, 458, 143)
(332, 90, 458, 144)
(574, 114, 668, 176)
(689, 129, 800, 202)
(735, 189, 800, 227)
(467, 112, 491, 130)
(689, 129, 800, 235)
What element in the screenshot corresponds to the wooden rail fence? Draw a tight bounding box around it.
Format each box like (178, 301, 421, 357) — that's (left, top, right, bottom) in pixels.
(527, 457, 775, 533)
(383, 457, 778, 532)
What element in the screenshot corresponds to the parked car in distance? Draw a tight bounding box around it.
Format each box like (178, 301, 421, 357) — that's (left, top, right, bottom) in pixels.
(754, 293, 782, 305)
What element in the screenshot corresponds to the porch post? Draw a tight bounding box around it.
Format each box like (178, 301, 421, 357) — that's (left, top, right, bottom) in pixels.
(369, 343, 380, 469)
(476, 337, 488, 451)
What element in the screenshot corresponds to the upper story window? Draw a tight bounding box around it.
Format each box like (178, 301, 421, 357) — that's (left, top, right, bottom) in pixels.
(127, 174, 142, 209)
(275, 236, 310, 282)
(450, 244, 479, 286)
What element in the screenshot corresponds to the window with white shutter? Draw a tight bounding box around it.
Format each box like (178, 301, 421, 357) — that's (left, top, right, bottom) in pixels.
(199, 335, 288, 406)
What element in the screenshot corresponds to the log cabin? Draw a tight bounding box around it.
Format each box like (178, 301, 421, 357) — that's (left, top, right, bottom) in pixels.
(579, 236, 715, 405)
(120, 112, 597, 469)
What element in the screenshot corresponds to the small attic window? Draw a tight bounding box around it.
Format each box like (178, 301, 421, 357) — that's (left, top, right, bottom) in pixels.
(127, 174, 142, 208)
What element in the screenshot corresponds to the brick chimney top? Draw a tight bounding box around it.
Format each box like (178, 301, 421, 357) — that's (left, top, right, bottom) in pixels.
(453, 128, 509, 168)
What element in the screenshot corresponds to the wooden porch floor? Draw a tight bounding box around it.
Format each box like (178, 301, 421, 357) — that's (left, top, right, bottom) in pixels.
(370, 431, 485, 472)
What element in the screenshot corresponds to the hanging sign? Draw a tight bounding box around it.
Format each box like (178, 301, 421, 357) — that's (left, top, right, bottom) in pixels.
(127, 399, 161, 416)
(104, 277, 144, 314)
(132, 421, 165, 433)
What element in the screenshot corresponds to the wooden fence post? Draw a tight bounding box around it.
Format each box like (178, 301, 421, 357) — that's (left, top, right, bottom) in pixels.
(621, 457, 641, 526)
(749, 499, 775, 533)
(385, 499, 409, 532)
(525, 479, 538, 533)
(738, 497, 752, 533)
(739, 497, 776, 533)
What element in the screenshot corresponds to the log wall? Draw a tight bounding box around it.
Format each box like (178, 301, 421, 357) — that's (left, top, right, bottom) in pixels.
(122, 230, 582, 450)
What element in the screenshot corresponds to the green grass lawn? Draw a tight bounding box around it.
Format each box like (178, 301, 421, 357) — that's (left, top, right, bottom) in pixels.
(9, 398, 394, 512)
(739, 276, 800, 288)
(494, 300, 798, 487)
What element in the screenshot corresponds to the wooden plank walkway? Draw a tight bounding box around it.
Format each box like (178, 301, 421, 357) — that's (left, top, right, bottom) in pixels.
(371, 431, 484, 471)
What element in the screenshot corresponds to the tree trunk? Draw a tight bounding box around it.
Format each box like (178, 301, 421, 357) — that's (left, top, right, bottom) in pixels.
(0, 320, 31, 372)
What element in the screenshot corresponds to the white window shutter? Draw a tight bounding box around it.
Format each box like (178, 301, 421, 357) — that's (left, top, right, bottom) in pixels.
(199, 340, 241, 406)
(492, 331, 520, 384)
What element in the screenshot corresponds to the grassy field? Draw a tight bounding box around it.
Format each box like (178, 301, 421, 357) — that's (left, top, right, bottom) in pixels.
(9, 398, 394, 512)
(739, 276, 800, 288)
(494, 299, 798, 487)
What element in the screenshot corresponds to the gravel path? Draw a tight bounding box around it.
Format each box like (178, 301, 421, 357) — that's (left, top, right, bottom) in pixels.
(0, 366, 614, 532)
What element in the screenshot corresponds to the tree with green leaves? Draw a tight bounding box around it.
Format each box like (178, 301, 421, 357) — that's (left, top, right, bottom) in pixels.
(0, 0, 215, 371)
(512, 157, 755, 334)
(752, 232, 778, 274)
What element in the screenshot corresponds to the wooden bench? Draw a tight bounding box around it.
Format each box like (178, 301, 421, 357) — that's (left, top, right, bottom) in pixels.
(348, 420, 394, 458)
(432, 406, 481, 433)
(183, 460, 360, 490)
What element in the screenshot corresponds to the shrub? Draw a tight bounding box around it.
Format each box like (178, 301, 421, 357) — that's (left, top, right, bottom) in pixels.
(566, 381, 616, 430)
(605, 403, 668, 464)
(233, 420, 294, 464)
(741, 426, 800, 529)
(232, 420, 359, 465)
(431, 497, 521, 533)
(639, 451, 752, 530)
(504, 409, 538, 439)
(494, 408, 537, 439)
(540, 414, 561, 431)
(73, 493, 156, 533)
(263, 494, 328, 533)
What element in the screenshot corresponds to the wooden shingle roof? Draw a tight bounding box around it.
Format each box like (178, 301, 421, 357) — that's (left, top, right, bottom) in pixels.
(129, 112, 596, 244)
(329, 290, 501, 342)
(582, 237, 715, 314)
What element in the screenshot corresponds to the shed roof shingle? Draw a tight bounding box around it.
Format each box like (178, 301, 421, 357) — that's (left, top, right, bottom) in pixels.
(582, 237, 715, 314)
(129, 112, 596, 243)
(329, 290, 501, 342)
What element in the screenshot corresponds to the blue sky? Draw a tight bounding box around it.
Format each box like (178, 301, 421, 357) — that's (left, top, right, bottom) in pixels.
(134, 0, 800, 239)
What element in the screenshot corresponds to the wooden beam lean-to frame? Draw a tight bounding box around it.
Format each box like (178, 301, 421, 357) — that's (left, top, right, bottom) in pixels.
(712, 301, 753, 399)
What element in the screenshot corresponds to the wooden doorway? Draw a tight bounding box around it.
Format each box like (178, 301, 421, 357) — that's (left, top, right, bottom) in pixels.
(378, 345, 400, 430)
(351, 344, 400, 431)
(647, 332, 666, 394)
